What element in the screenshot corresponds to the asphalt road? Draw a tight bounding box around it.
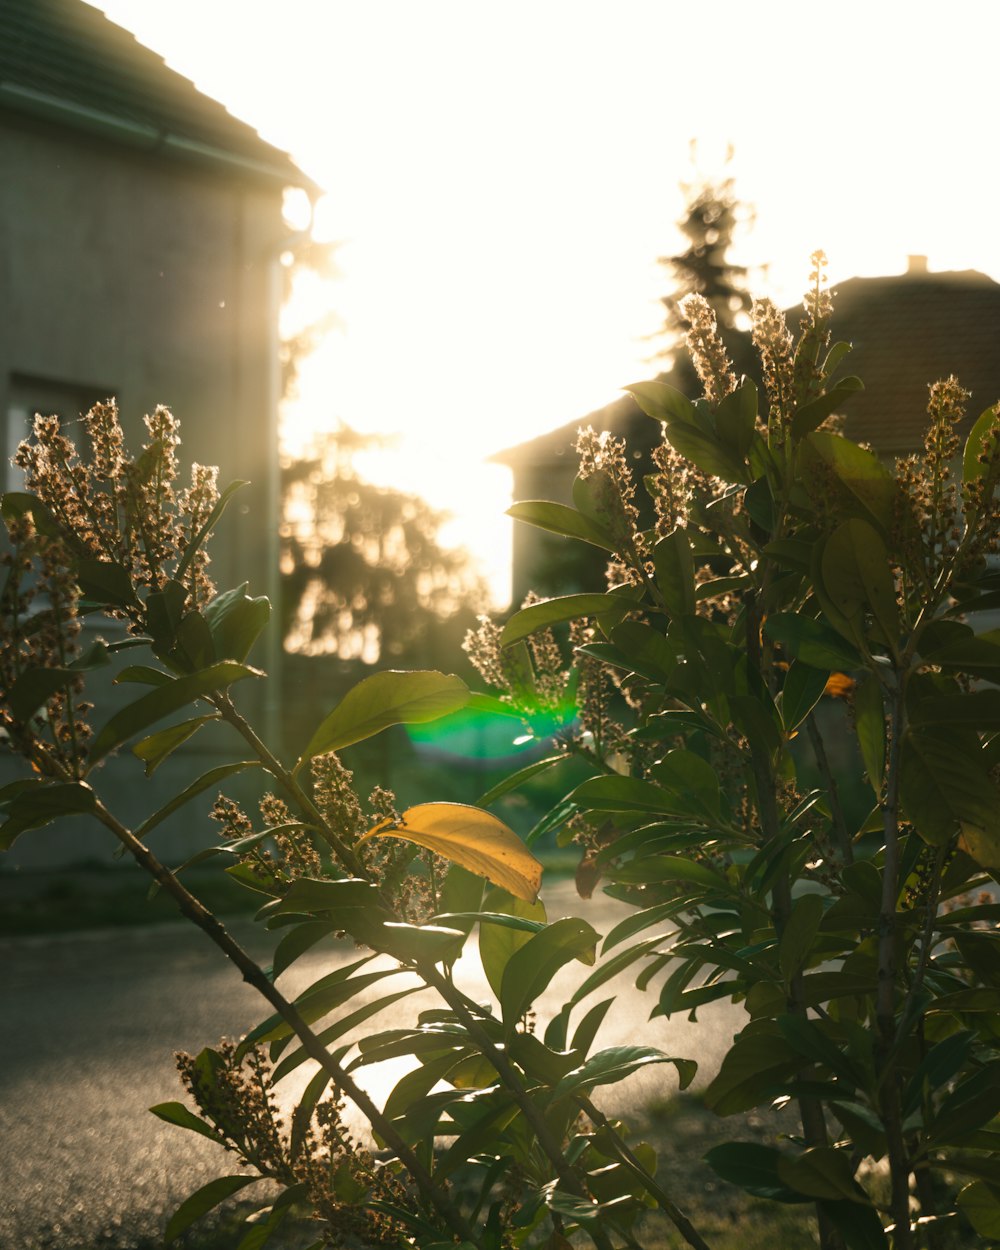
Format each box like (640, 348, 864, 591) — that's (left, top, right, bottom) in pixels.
(1, 881, 745, 1249)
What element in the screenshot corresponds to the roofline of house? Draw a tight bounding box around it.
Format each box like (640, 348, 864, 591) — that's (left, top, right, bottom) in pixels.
(0, 79, 322, 193)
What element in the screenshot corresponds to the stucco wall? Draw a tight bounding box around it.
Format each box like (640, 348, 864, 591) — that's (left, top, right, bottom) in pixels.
(0, 113, 287, 867)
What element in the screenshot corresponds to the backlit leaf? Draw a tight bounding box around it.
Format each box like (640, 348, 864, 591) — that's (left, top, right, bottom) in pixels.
(964, 404, 1000, 485)
(500, 592, 639, 649)
(479, 888, 547, 999)
(359, 803, 542, 903)
(298, 670, 468, 764)
(501, 917, 600, 1034)
(551, 1045, 696, 1102)
(164, 1174, 260, 1243)
(132, 715, 218, 776)
(506, 499, 617, 551)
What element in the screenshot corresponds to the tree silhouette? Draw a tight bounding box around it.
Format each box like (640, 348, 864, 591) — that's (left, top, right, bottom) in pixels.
(280, 426, 486, 663)
(656, 161, 753, 381)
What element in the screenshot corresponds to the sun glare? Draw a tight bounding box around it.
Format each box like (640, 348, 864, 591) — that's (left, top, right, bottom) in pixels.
(94, 0, 1000, 610)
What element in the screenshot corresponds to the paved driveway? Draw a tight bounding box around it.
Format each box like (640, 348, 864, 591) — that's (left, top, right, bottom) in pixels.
(0, 881, 744, 1248)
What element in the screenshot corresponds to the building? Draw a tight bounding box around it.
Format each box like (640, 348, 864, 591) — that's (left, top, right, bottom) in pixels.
(0, 0, 317, 866)
(496, 258, 1000, 602)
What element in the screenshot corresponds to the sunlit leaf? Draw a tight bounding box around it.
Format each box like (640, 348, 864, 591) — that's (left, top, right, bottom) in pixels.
(132, 714, 218, 776)
(500, 592, 639, 649)
(958, 1181, 1000, 1237)
(298, 670, 468, 765)
(506, 499, 617, 551)
(359, 802, 542, 903)
(964, 404, 1000, 485)
(136, 761, 259, 838)
(149, 1101, 221, 1142)
(479, 887, 547, 999)
(820, 520, 899, 655)
(0, 781, 97, 850)
(500, 917, 600, 1034)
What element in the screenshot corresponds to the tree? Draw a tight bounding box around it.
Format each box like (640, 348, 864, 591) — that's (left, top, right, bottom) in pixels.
(280, 424, 487, 662)
(655, 152, 753, 383)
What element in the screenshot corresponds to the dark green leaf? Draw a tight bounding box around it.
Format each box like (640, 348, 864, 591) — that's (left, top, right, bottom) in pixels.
(777, 1146, 870, 1203)
(704, 1028, 799, 1114)
(298, 670, 468, 764)
(164, 1175, 260, 1243)
(958, 1182, 1000, 1238)
(791, 377, 864, 439)
(174, 479, 248, 582)
(820, 520, 899, 653)
(76, 558, 139, 607)
(765, 613, 863, 671)
(964, 404, 1000, 485)
(778, 893, 825, 981)
(7, 667, 78, 722)
(136, 761, 259, 838)
(653, 529, 695, 618)
(779, 662, 830, 734)
(800, 432, 895, 531)
(854, 675, 885, 789)
(204, 584, 271, 662)
(479, 888, 547, 999)
(149, 1101, 220, 1142)
(627, 380, 698, 426)
(476, 754, 567, 807)
(0, 782, 97, 850)
(704, 1142, 808, 1203)
(901, 729, 1000, 846)
(500, 917, 600, 1034)
(552, 1046, 696, 1102)
(715, 380, 758, 458)
(91, 661, 259, 762)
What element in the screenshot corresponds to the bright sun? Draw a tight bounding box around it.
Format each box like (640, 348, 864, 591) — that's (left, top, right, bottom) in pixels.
(93, 0, 1000, 607)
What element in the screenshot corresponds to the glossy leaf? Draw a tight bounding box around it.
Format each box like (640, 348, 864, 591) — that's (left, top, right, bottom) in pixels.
(476, 754, 566, 807)
(500, 917, 600, 1033)
(150, 1101, 221, 1142)
(479, 888, 547, 999)
(715, 380, 758, 458)
(359, 803, 542, 902)
(963, 404, 1000, 484)
(204, 584, 271, 662)
(551, 1046, 696, 1102)
(791, 376, 864, 439)
(627, 380, 699, 426)
(957, 1181, 1000, 1236)
(506, 498, 617, 551)
(901, 730, 1000, 846)
(800, 432, 895, 532)
(779, 662, 829, 734)
(500, 592, 638, 649)
(173, 479, 248, 582)
(298, 670, 468, 764)
(132, 714, 218, 776)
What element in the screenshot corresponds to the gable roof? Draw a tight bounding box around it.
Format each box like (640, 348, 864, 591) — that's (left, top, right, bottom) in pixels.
(0, 0, 318, 191)
(495, 262, 1000, 469)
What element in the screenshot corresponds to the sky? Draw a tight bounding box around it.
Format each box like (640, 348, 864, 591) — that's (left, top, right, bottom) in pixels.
(92, 0, 1000, 604)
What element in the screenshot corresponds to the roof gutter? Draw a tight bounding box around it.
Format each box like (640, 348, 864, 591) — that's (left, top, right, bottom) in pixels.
(0, 80, 320, 193)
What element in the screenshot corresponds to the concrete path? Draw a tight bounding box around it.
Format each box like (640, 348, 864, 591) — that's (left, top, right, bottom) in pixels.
(0, 881, 745, 1248)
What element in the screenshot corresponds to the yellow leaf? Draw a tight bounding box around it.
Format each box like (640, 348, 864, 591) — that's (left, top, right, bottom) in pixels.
(359, 802, 543, 903)
(824, 672, 857, 699)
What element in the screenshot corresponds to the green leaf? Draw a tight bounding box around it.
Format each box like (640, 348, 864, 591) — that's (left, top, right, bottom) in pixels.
(1, 490, 65, 538)
(779, 662, 830, 734)
(791, 376, 864, 439)
(659, 420, 748, 484)
(91, 661, 259, 763)
(476, 754, 567, 807)
(0, 782, 97, 850)
(569, 775, 675, 815)
(958, 1181, 1000, 1237)
(149, 1101, 220, 1142)
(820, 520, 899, 653)
(164, 1174, 260, 1243)
(551, 1046, 696, 1102)
(6, 667, 78, 722)
(500, 917, 600, 1034)
(75, 558, 139, 607)
(715, 380, 758, 458)
(800, 432, 895, 532)
(136, 761, 259, 838)
(854, 675, 885, 789)
(479, 888, 546, 999)
(703, 1028, 799, 1115)
(778, 893, 825, 982)
(704, 1142, 808, 1203)
(765, 613, 863, 671)
(627, 379, 699, 426)
(964, 404, 1000, 484)
(174, 479, 248, 582)
(653, 529, 695, 618)
(500, 593, 638, 649)
(132, 714, 218, 776)
(573, 468, 633, 547)
(506, 499, 617, 551)
(298, 670, 468, 764)
(116, 665, 173, 686)
(648, 750, 720, 819)
(777, 1146, 868, 1203)
(204, 584, 271, 662)
(901, 729, 1000, 846)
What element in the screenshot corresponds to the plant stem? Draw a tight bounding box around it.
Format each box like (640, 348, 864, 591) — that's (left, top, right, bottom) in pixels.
(579, 1096, 713, 1250)
(877, 684, 914, 1250)
(88, 794, 476, 1245)
(806, 712, 853, 864)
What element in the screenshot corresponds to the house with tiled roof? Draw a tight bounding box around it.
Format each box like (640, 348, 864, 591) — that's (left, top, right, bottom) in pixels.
(0, 0, 317, 866)
(496, 257, 1000, 602)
